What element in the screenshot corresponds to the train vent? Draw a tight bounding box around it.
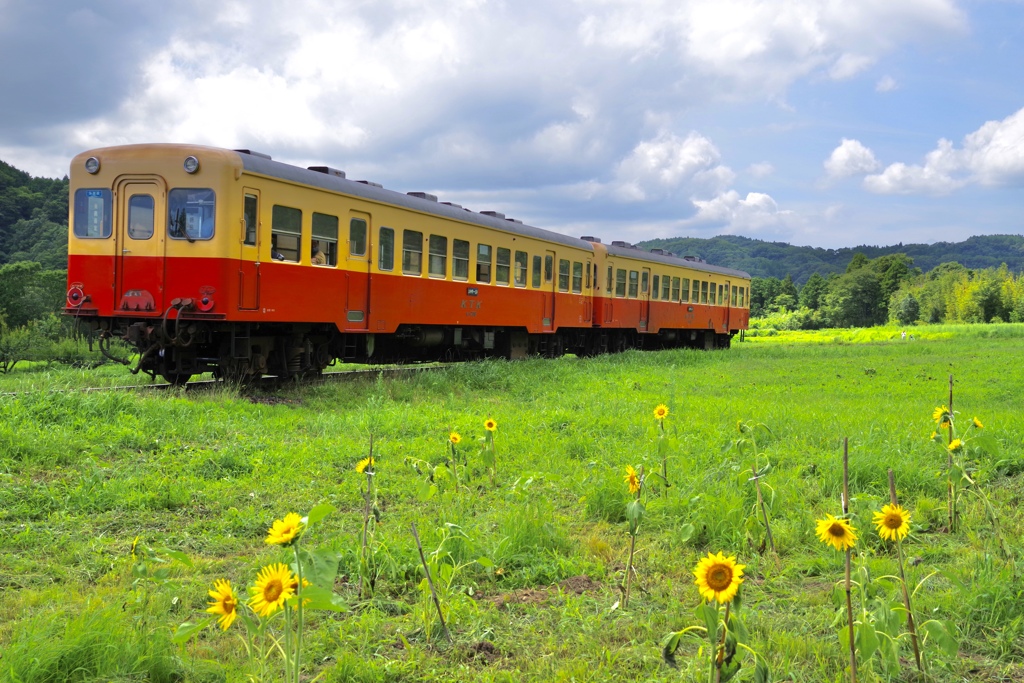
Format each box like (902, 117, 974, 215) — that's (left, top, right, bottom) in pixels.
(481, 210, 506, 219)
(234, 149, 272, 159)
(611, 240, 632, 248)
(581, 235, 602, 243)
(441, 201, 464, 209)
(355, 180, 384, 188)
(505, 218, 523, 224)
(408, 192, 438, 202)
(649, 248, 665, 255)
(308, 166, 346, 178)
(683, 255, 706, 262)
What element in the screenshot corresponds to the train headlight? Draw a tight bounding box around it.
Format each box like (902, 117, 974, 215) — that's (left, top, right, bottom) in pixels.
(85, 157, 100, 174)
(183, 155, 200, 174)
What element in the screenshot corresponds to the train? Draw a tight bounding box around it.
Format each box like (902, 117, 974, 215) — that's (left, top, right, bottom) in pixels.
(65, 144, 751, 383)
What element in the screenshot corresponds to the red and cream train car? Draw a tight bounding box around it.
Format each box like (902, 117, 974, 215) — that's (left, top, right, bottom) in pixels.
(65, 144, 750, 382)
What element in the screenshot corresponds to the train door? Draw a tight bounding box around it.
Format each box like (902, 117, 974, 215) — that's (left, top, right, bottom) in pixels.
(604, 261, 615, 324)
(238, 189, 260, 310)
(583, 259, 593, 323)
(640, 267, 651, 330)
(542, 250, 556, 330)
(114, 176, 167, 314)
(346, 211, 371, 330)
(724, 279, 731, 332)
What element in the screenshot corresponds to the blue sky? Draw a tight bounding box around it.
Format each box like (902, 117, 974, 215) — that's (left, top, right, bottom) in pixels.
(1, 0, 1022, 249)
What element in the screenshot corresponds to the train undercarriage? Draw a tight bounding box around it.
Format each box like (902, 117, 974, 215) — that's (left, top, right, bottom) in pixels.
(88, 316, 735, 384)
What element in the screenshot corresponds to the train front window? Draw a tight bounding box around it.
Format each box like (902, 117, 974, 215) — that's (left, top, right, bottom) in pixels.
(477, 244, 492, 283)
(73, 189, 112, 238)
(496, 248, 511, 285)
(350, 218, 367, 256)
(169, 188, 215, 240)
(453, 239, 470, 280)
(378, 227, 394, 271)
(127, 194, 154, 240)
(313, 212, 339, 266)
(403, 230, 423, 275)
(271, 205, 302, 261)
(429, 235, 447, 278)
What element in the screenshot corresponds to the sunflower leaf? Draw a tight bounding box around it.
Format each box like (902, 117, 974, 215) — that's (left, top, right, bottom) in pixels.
(305, 503, 336, 527)
(172, 616, 214, 645)
(697, 603, 719, 643)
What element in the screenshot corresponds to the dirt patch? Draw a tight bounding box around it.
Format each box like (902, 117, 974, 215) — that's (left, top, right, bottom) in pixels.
(558, 575, 600, 595)
(466, 640, 501, 664)
(247, 394, 302, 406)
(480, 575, 600, 608)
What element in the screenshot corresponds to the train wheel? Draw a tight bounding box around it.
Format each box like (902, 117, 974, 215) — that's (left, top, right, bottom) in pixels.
(161, 372, 193, 386)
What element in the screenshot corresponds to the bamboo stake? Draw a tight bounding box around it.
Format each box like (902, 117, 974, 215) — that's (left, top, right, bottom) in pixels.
(410, 522, 452, 643)
(947, 374, 956, 532)
(843, 438, 857, 683)
(751, 463, 776, 554)
(888, 469, 923, 672)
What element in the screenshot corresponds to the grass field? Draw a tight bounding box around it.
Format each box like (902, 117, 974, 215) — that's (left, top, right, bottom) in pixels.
(2, 326, 1023, 682)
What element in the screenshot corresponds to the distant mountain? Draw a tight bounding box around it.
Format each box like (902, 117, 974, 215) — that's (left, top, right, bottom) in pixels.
(636, 234, 1024, 284)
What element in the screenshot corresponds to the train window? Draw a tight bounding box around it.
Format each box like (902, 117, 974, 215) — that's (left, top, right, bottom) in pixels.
(514, 251, 528, 287)
(701, 281, 709, 304)
(350, 218, 367, 256)
(652, 275, 660, 299)
(671, 277, 680, 301)
(270, 204, 301, 261)
(127, 194, 154, 240)
(378, 227, 395, 271)
(429, 235, 447, 278)
(402, 230, 423, 275)
(606, 266, 613, 294)
(73, 189, 112, 238)
(661, 276, 670, 300)
(681, 278, 690, 302)
(169, 189, 216, 240)
(732, 285, 738, 306)
(545, 255, 554, 283)
(477, 244, 492, 283)
(628, 271, 639, 298)
(453, 239, 470, 280)
(312, 213, 339, 266)
(243, 194, 258, 246)
(558, 259, 570, 292)
(496, 248, 511, 285)
(641, 271, 649, 294)
(718, 284, 725, 305)
(692, 279, 700, 303)
(532, 255, 542, 288)
(740, 287, 746, 307)
(615, 269, 626, 298)
(572, 262, 583, 293)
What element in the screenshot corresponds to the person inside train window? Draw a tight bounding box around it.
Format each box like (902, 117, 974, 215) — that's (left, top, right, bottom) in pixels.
(271, 235, 286, 261)
(311, 239, 327, 265)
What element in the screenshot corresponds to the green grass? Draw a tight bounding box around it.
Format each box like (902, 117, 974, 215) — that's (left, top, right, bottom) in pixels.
(1, 326, 1023, 681)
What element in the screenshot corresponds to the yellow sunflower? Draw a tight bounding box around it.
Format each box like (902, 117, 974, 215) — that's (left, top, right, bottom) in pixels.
(815, 514, 858, 551)
(972, 417, 983, 429)
(206, 579, 239, 630)
(624, 465, 641, 495)
(693, 551, 745, 604)
(948, 438, 963, 453)
(449, 432, 461, 445)
(873, 503, 911, 542)
(355, 456, 375, 473)
(265, 512, 304, 546)
(484, 418, 498, 432)
(653, 404, 669, 420)
(932, 405, 950, 424)
(249, 563, 295, 617)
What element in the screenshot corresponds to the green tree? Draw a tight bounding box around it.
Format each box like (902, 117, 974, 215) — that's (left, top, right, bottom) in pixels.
(0, 261, 67, 328)
(799, 272, 828, 310)
(846, 252, 869, 273)
(820, 268, 883, 327)
(893, 293, 920, 325)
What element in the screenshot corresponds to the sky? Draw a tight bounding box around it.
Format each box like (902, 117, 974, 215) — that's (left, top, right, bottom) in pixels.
(1, 0, 1023, 250)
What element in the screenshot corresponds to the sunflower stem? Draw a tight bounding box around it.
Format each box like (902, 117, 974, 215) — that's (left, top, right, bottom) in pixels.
(947, 374, 956, 533)
(624, 532, 636, 609)
(411, 522, 452, 643)
(888, 469, 923, 672)
(843, 438, 857, 683)
(751, 463, 776, 554)
(713, 601, 730, 683)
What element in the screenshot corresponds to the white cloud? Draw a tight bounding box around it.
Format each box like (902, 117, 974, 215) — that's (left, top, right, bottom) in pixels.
(689, 190, 797, 233)
(875, 75, 898, 92)
(864, 107, 1024, 194)
(824, 139, 881, 178)
(612, 131, 734, 201)
(746, 162, 774, 178)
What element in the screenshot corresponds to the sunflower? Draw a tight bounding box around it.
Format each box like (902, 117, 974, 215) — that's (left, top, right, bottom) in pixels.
(693, 551, 745, 604)
(815, 514, 858, 551)
(449, 432, 461, 445)
(484, 418, 498, 432)
(624, 465, 641, 495)
(265, 512, 304, 546)
(206, 579, 239, 630)
(948, 438, 963, 453)
(873, 503, 911, 542)
(973, 417, 984, 429)
(289, 575, 313, 606)
(932, 405, 950, 424)
(653, 404, 669, 420)
(355, 456, 375, 473)
(249, 563, 295, 617)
